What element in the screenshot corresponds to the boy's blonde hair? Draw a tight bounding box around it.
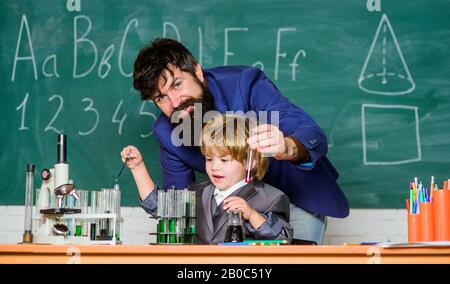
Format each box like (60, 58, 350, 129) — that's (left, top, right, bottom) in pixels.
(200, 114, 269, 180)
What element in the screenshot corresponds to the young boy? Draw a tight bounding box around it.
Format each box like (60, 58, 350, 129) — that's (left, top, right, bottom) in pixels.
(121, 114, 293, 244)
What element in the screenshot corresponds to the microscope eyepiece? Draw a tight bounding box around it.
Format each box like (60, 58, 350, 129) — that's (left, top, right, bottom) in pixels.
(57, 134, 67, 163)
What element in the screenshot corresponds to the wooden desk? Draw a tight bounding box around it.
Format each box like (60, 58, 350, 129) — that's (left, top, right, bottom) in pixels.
(1, 244, 450, 264)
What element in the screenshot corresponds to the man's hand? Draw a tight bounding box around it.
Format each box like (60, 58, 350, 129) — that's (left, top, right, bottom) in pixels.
(247, 124, 286, 157)
(247, 124, 309, 162)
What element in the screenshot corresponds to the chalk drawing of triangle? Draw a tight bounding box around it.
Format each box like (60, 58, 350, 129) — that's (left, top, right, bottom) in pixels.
(358, 14, 415, 96)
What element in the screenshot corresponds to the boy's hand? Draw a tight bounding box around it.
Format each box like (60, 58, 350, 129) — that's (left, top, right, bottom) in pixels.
(223, 196, 257, 221)
(120, 146, 143, 170)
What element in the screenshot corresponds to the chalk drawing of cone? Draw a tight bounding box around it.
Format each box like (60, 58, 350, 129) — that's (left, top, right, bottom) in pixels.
(358, 14, 415, 96)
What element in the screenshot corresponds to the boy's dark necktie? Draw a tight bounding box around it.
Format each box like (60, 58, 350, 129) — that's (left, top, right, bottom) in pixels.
(211, 193, 222, 230)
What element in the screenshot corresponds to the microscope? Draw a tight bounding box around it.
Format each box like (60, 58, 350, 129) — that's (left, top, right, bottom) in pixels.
(33, 134, 81, 244)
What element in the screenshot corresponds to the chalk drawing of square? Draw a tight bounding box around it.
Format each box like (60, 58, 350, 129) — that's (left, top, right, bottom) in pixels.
(361, 104, 421, 165)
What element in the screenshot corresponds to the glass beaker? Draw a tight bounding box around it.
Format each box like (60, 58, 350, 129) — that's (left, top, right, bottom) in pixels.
(224, 211, 245, 242)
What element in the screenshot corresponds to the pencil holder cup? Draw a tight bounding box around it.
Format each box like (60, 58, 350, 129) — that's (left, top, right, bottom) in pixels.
(418, 202, 435, 241)
(433, 190, 450, 241)
(407, 212, 422, 242)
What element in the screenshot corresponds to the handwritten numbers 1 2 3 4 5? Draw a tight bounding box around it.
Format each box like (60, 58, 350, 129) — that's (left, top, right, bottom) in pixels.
(16, 92, 156, 138)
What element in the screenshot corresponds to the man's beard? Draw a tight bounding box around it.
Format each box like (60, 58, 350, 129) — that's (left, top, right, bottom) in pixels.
(169, 81, 215, 147)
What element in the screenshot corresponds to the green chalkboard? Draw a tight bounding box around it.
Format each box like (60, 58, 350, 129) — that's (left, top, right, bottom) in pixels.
(1, 0, 450, 208)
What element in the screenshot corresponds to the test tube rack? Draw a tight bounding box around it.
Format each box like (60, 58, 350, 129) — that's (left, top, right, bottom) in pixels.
(32, 213, 123, 245)
(32, 187, 123, 245)
(150, 188, 196, 244)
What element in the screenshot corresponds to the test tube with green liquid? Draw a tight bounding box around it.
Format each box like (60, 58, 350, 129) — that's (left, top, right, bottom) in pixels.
(168, 218, 176, 243)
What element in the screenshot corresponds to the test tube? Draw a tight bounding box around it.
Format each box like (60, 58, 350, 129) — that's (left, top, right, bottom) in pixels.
(191, 190, 196, 217)
(178, 218, 185, 243)
(113, 184, 121, 216)
(190, 190, 196, 243)
(173, 189, 177, 218)
(179, 190, 184, 241)
(245, 148, 253, 183)
(23, 164, 35, 243)
(163, 189, 168, 216)
(111, 187, 121, 240)
(66, 194, 75, 208)
(168, 218, 176, 243)
(170, 188, 174, 215)
(73, 190, 80, 236)
(64, 191, 75, 235)
(157, 189, 163, 217)
(74, 189, 88, 212)
(90, 190, 97, 214)
(163, 190, 167, 217)
(172, 188, 177, 243)
(166, 188, 170, 217)
(107, 188, 114, 239)
(78, 189, 89, 236)
(90, 223, 96, 241)
(158, 219, 166, 243)
(97, 190, 103, 213)
(75, 223, 82, 236)
(33, 187, 40, 233)
(99, 189, 108, 239)
(93, 190, 101, 240)
(157, 190, 166, 243)
(177, 190, 183, 217)
(184, 206, 191, 244)
(110, 188, 117, 214)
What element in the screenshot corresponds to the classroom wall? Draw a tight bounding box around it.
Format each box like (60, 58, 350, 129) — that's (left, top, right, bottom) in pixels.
(3, 1, 450, 209)
(0, 207, 407, 245)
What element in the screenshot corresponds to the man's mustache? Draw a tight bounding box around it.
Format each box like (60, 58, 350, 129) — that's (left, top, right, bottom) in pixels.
(171, 98, 203, 120)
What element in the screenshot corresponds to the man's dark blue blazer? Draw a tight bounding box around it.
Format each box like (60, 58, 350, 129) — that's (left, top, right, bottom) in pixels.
(152, 66, 349, 218)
